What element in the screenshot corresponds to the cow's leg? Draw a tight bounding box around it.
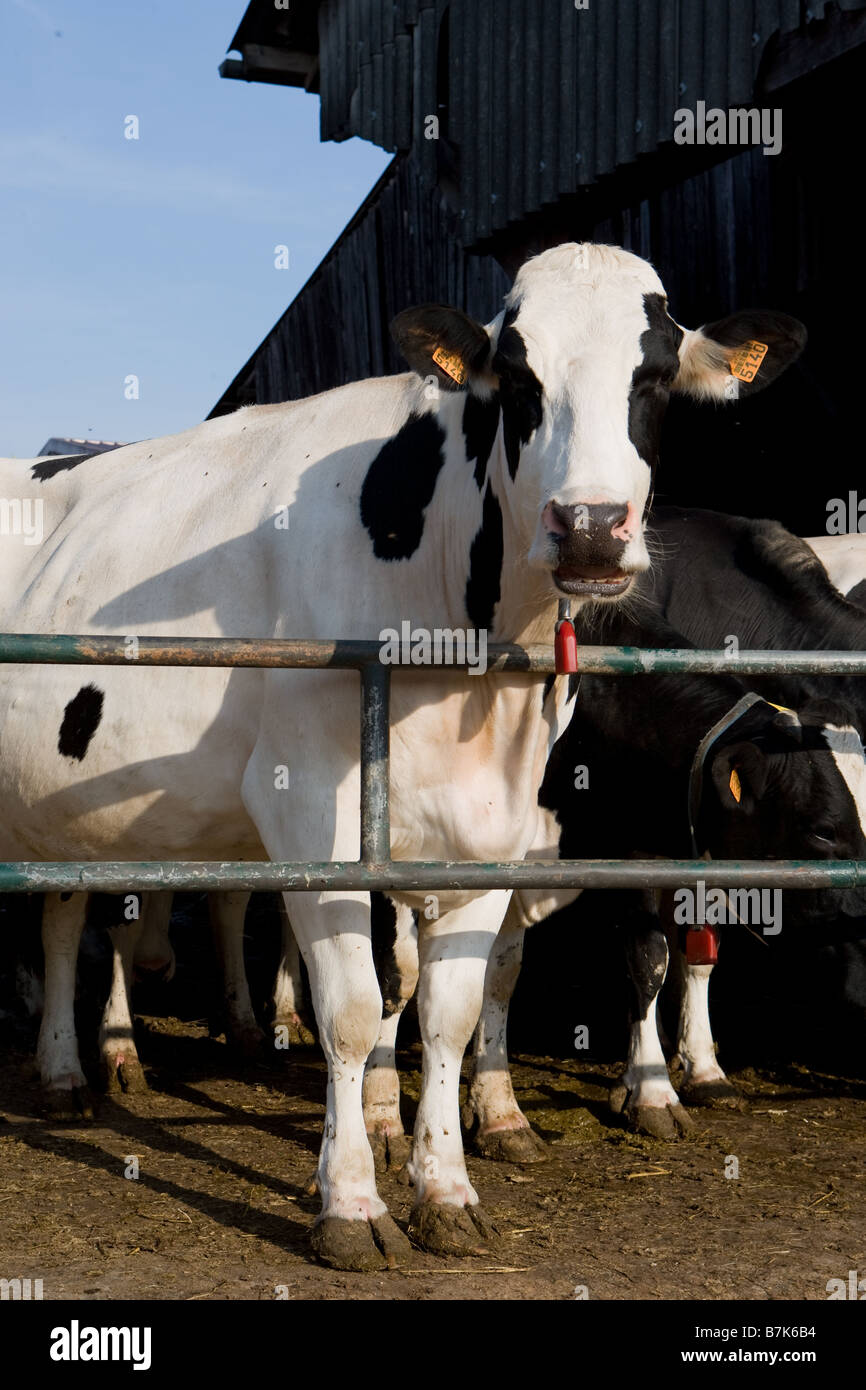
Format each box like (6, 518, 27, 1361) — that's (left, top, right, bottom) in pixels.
(363, 898, 418, 1173)
(463, 910, 548, 1163)
(287, 891, 412, 1272)
(271, 900, 316, 1048)
(36, 892, 93, 1119)
(208, 891, 266, 1059)
(672, 944, 744, 1109)
(133, 891, 175, 980)
(408, 890, 509, 1257)
(609, 902, 693, 1139)
(100, 903, 149, 1096)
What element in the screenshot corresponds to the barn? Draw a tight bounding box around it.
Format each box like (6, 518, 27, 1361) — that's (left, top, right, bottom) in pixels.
(215, 0, 866, 534)
(2, 1, 866, 1319)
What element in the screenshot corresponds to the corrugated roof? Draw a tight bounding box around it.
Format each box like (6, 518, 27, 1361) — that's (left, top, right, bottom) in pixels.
(224, 0, 866, 244)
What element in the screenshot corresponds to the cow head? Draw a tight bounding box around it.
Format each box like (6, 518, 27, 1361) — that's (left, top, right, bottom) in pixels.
(702, 699, 866, 921)
(392, 244, 806, 605)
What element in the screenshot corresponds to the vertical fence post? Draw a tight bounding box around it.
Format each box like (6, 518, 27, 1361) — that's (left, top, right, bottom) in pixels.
(360, 662, 391, 863)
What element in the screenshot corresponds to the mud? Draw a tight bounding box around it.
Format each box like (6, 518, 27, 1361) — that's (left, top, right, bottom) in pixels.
(1, 1018, 863, 1301)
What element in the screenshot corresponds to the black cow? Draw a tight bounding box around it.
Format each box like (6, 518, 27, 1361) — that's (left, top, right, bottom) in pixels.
(645, 505, 866, 728)
(459, 602, 866, 1151)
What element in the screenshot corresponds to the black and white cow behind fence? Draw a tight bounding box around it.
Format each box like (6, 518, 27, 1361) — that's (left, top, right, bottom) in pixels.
(339, 522, 866, 1165)
(0, 244, 804, 1270)
(462, 520, 866, 1154)
(75, 524, 866, 1134)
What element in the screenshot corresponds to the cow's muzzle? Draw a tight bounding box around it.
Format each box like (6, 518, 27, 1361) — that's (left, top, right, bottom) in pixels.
(542, 500, 638, 597)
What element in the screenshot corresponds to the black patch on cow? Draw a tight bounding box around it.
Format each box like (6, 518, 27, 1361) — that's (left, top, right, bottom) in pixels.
(543, 672, 579, 710)
(58, 684, 104, 761)
(627, 293, 683, 483)
(31, 452, 99, 482)
(360, 412, 447, 560)
(462, 392, 501, 489)
(622, 910, 669, 1022)
(491, 307, 543, 480)
(370, 891, 403, 1013)
(465, 482, 504, 630)
(846, 579, 866, 612)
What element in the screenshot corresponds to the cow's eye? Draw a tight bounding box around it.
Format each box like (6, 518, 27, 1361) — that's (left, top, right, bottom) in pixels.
(637, 376, 672, 398)
(808, 829, 835, 848)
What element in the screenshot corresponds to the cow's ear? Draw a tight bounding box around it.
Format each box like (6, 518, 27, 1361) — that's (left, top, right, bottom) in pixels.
(672, 310, 807, 402)
(709, 742, 768, 813)
(390, 304, 493, 392)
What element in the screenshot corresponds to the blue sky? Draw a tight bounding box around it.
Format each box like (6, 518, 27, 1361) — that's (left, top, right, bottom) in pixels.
(0, 0, 389, 456)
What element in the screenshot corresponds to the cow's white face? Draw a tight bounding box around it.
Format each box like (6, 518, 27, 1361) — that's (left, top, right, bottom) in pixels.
(491, 244, 674, 598)
(392, 242, 806, 607)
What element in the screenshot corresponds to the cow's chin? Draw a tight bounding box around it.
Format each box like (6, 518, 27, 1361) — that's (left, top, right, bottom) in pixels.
(553, 563, 634, 599)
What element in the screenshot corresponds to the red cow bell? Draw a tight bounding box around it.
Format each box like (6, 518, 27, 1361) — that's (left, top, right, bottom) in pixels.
(685, 924, 719, 966)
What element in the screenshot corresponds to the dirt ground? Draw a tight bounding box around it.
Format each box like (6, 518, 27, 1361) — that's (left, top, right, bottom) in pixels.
(1, 1015, 863, 1302)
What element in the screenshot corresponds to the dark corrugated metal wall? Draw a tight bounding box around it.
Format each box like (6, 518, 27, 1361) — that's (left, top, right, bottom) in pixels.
(316, 0, 866, 245)
(209, 139, 777, 412)
(213, 154, 510, 411)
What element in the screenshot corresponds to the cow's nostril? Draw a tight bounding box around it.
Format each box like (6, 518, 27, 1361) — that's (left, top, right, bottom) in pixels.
(545, 501, 584, 536)
(592, 503, 630, 535)
(544, 501, 633, 538)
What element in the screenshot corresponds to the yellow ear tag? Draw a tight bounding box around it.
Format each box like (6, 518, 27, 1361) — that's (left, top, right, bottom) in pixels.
(729, 340, 769, 383)
(729, 768, 742, 803)
(432, 345, 467, 385)
(768, 701, 795, 714)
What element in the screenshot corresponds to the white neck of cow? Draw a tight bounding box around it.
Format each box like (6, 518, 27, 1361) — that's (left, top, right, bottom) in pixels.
(823, 724, 866, 843)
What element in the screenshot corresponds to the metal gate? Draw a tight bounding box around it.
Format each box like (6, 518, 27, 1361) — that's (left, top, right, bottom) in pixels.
(1, 632, 865, 894)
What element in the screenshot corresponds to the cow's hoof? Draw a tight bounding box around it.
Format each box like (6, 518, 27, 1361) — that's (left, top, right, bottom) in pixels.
(273, 1015, 317, 1049)
(609, 1083, 629, 1115)
(408, 1202, 499, 1257)
(680, 1078, 746, 1111)
(311, 1213, 413, 1271)
(474, 1126, 549, 1164)
(103, 1055, 149, 1096)
(368, 1129, 412, 1175)
(227, 1024, 269, 1062)
(628, 1102, 694, 1140)
(42, 1082, 94, 1122)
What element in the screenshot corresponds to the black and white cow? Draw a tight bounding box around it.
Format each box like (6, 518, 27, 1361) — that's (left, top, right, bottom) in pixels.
(646, 506, 866, 727)
(636, 508, 866, 1088)
(463, 520, 866, 1154)
(461, 519, 866, 1152)
(806, 534, 866, 609)
(357, 604, 866, 1159)
(1, 244, 803, 1269)
(465, 608, 866, 1152)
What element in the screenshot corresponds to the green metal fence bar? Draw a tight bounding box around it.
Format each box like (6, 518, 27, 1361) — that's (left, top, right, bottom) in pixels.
(0, 861, 864, 894)
(360, 663, 391, 863)
(1, 633, 866, 674)
(1, 632, 864, 898)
